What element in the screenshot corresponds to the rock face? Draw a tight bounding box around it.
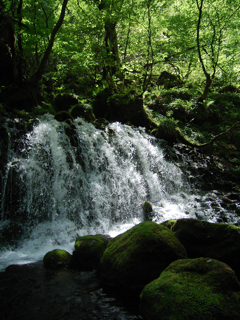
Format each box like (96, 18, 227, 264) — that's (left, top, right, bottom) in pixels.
(43, 249, 73, 269)
(140, 257, 240, 320)
(73, 235, 109, 271)
(98, 221, 187, 293)
(162, 218, 240, 278)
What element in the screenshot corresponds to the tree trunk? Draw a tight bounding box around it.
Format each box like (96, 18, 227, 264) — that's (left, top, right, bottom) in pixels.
(104, 21, 122, 81)
(196, 0, 211, 102)
(0, 11, 16, 86)
(31, 0, 69, 84)
(16, 0, 23, 82)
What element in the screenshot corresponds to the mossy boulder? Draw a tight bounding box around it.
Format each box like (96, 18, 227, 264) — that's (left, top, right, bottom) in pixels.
(54, 111, 73, 122)
(53, 93, 79, 112)
(162, 218, 240, 278)
(152, 117, 179, 142)
(73, 234, 109, 271)
(140, 257, 240, 320)
(107, 93, 148, 127)
(43, 249, 73, 270)
(92, 87, 113, 118)
(70, 103, 95, 121)
(93, 118, 109, 130)
(98, 221, 187, 293)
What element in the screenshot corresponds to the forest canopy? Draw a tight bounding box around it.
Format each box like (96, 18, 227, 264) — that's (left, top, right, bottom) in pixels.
(0, 0, 239, 96)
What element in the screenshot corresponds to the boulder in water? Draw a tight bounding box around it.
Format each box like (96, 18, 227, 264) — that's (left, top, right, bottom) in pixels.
(43, 249, 73, 270)
(162, 218, 240, 278)
(140, 257, 240, 320)
(142, 201, 154, 221)
(98, 221, 187, 294)
(73, 234, 109, 271)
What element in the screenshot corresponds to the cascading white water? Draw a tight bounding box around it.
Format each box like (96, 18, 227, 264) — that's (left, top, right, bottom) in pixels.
(0, 114, 237, 270)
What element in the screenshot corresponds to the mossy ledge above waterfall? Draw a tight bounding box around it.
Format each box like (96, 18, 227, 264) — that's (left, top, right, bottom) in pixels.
(1, 85, 240, 175)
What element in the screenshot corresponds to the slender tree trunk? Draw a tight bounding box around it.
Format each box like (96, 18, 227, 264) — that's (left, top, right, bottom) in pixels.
(196, 0, 211, 101)
(16, 0, 23, 82)
(31, 0, 69, 84)
(104, 21, 122, 79)
(142, 0, 154, 92)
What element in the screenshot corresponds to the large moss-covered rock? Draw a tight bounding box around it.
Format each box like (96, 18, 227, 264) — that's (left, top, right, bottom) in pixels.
(162, 218, 240, 278)
(43, 249, 73, 270)
(70, 103, 95, 122)
(98, 221, 187, 293)
(140, 257, 240, 320)
(73, 235, 109, 270)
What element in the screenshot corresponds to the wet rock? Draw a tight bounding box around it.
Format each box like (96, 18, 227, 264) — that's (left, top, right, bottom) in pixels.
(140, 257, 240, 320)
(142, 201, 154, 221)
(93, 118, 109, 130)
(0, 221, 24, 248)
(98, 221, 187, 294)
(43, 249, 73, 270)
(70, 103, 95, 121)
(162, 218, 240, 278)
(54, 110, 73, 122)
(73, 235, 109, 271)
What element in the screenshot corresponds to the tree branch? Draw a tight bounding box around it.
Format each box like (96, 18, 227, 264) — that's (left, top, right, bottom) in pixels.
(31, 0, 69, 84)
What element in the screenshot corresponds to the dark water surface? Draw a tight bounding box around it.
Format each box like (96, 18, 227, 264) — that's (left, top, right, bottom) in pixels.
(0, 262, 143, 320)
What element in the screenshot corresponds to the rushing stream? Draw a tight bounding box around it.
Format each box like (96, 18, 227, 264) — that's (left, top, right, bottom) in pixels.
(0, 115, 239, 271)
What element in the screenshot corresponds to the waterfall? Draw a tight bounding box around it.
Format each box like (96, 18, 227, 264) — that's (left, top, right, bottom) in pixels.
(0, 115, 238, 270)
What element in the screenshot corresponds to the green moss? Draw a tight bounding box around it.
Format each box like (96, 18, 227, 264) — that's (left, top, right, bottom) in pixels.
(163, 218, 240, 278)
(140, 258, 240, 320)
(152, 117, 179, 142)
(70, 103, 95, 121)
(98, 221, 187, 291)
(54, 111, 73, 122)
(73, 234, 108, 270)
(43, 249, 72, 270)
